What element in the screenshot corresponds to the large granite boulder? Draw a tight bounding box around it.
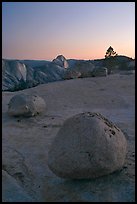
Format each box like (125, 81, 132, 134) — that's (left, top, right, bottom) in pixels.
(48, 112, 127, 179)
(8, 94, 46, 117)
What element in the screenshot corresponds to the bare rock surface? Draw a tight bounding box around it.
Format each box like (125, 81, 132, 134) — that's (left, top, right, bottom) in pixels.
(69, 61, 95, 78)
(2, 73, 135, 202)
(48, 112, 127, 179)
(63, 69, 81, 79)
(2, 170, 34, 202)
(8, 93, 46, 117)
(92, 67, 108, 77)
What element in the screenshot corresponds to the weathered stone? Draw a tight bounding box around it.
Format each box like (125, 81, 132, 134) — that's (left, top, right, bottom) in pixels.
(92, 67, 108, 77)
(2, 170, 34, 202)
(8, 94, 46, 117)
(63, 70, 81, 80)
(48, 112, 127, 179)
(72, 61, 95, 78)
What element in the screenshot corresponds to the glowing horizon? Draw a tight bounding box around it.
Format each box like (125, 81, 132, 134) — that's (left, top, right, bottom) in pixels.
(2, 2, 135, 61)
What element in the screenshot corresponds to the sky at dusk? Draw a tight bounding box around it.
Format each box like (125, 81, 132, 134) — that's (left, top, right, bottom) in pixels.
(2, 2, 135, 61)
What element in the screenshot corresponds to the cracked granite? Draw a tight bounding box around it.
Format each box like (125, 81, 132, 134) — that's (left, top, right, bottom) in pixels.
(2, 73, 135, 202)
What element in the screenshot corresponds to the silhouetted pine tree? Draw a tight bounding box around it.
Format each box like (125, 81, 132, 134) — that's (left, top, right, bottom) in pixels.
(105, 46, 118, 58)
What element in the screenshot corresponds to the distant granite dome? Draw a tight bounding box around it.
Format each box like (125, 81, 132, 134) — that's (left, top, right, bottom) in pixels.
(2, 59, 28, 91)
(52, 55, 69, 69)
(2, 55, 135, 92)
(2, 60, 27, 81)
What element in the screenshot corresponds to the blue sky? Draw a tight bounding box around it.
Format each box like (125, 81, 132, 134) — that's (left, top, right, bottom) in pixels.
(2, 2, 135, 60)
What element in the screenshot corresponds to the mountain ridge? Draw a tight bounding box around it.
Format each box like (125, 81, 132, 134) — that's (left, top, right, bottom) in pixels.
(2, 55, 135, 92)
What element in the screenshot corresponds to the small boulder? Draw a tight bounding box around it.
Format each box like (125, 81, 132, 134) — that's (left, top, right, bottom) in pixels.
(92, 67, 108, 77)
(63, 70, 81, 80)
(48, 112, 127, 179)
(8, 94, 46, 117)
(72, 61, 95, 78)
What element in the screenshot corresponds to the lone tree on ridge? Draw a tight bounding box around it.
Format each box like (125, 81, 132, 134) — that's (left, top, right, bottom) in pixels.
(105, 46, 118, 58)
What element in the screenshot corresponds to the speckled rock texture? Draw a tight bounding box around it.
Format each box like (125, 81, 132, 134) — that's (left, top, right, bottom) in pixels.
(48, 112, 127, 179)
(8, 93, 46, 117)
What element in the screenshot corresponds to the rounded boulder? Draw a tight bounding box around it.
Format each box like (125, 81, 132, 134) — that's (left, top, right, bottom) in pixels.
(8, 93, 46, 117)
(48, 112, 127, 179)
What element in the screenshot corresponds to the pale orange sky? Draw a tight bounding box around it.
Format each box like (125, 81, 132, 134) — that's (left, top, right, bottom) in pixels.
(2, 2, 135, 60)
